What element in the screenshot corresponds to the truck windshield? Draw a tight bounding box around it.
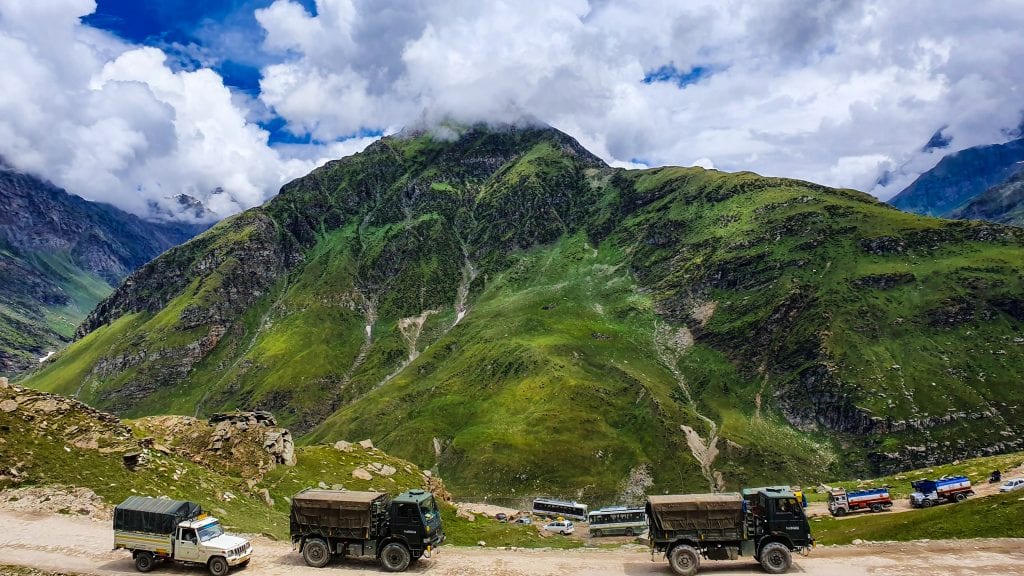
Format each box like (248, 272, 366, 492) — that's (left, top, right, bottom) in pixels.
(198, 522, 224, 542)
(420, 497, 438, 521)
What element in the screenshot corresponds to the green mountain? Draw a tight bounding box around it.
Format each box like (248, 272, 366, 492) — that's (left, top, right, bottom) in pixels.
(889, 137, 1024, 217)
(952, 170, 1024, 227)
(0, 165, 206, 375)
(21, 124, 1024, 501)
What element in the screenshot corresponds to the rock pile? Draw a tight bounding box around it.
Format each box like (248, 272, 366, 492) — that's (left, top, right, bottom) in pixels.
(206, 411, 296, 467)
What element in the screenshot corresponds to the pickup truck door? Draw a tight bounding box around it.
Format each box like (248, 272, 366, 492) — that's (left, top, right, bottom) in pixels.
(176, 528, 201, 562)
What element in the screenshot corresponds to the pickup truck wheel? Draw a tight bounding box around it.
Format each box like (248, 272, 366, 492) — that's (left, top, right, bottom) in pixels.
(759, 542, 792, 574)
(134, 551, 155, 573)
(668, 544, 700, 576)
(207, 556, 229, 576)
(954, 493, 967, 502)
(379, 542, 411, 572)
(302, 538, 331, 568)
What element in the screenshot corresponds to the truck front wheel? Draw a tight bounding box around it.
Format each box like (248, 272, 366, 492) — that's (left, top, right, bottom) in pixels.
(134, 551, 155, 573)
(207, 556, 229, 576)
(668, 545, 700, 576)
(302, 538, 331, 568)
(921, 499, 934, 508)
(832, 508, 846, 517)
(759, 542, 792, 574)
(379, 543, 411, 572)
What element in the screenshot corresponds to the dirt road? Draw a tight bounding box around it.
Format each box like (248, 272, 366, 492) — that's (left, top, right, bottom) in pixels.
(1, 510, 1022, 576)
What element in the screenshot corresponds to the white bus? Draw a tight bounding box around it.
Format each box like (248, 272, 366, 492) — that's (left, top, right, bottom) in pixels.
(587, 506, 647, 537)
(531, 498, 588, 521)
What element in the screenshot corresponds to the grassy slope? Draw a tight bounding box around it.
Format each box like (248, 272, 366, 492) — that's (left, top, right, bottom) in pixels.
(0, 385, 555, 547)
(20, 127, 1024, 500)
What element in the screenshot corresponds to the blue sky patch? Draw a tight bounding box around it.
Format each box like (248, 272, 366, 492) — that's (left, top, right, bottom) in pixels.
(643, 64, 713, 88)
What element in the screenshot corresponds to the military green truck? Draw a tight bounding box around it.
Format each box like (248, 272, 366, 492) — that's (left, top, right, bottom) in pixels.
(289, 489, 444, 572)
(646, 491, 813, 575)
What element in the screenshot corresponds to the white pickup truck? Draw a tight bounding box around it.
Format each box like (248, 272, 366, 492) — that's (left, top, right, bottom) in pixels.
(114, 496, 252, 575)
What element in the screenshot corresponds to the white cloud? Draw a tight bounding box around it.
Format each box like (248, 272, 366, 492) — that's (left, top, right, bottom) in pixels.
(3, 0, 1024, 220)
(0, 1, 347, 220)
(253, 0, 1024, 200)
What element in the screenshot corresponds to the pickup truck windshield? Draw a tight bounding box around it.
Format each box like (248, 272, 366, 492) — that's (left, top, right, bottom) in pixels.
(198, 522, 224, 542)
(420, 497, 438, 521)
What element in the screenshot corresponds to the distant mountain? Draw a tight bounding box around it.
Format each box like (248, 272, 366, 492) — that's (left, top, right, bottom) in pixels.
(24, 124, 1024, 499)
(0, 166, 208, 374)
(952, 170, 1024, 227)
(889, 137, 1024, 217)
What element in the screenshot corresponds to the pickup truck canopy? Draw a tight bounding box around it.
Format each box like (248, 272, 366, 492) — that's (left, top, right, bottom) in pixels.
(114, 496, 202, 534)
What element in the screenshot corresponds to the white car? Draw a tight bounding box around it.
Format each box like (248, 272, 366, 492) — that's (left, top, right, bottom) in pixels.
(999, 478, 1024, 492)
(543, 520, 575, 535)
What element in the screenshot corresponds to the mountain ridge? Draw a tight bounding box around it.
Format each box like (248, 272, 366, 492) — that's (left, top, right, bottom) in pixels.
(22, 123, 1024, 499)
(0, 166, 207, 374)
(889, 137, 1024, 217)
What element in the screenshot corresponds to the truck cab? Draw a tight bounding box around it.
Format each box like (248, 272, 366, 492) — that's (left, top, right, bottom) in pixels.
(389, 489, 444, 560)
(172, 518, 252, 570)
(748, 491, 814, 552)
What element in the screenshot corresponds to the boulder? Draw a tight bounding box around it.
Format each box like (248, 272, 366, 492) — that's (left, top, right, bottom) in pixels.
(378, 464, 397, 477)
(334, 440, 354, 452)
(358, 439, 374, 449)
(352, 467, 373, 481)
(0, 399, 18, 413)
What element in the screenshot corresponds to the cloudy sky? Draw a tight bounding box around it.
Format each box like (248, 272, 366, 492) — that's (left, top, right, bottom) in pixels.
(1, 0, 1023, 220)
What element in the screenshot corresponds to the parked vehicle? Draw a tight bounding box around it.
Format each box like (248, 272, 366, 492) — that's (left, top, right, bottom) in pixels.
(989, 470, 1002, 483)
(647, 490, 813, 575)
(827, 488, 892, 516)
(587, 506, 646, 537)
(495, 512, 508, 522)
(531, 498, 588, 520)
(999, 478, 1024, 492)
(909, 476, 974, 508)
(542, 520, 575, 535)
(113, 496, 252, 576)
(514, 516, 533, 525)
(289, 489, 444, 572)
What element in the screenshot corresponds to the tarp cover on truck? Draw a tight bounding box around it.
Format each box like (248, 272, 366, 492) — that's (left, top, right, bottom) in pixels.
(290, 489, 387, 532)
(114, 496, 201, 534)
(646, 493, 744, 531)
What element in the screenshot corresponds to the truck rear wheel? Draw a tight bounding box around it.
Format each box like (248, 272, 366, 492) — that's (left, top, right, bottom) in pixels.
(760, 542, 792, 574)
(668, 544, 700, 576)
(379, 542, 411, 572)
(207, 556, 229, 576)
(954, 493, 967, 502)
(870, 503, 883, 512)
(302, 538, 331, 568)
(134, 551, 155, 573)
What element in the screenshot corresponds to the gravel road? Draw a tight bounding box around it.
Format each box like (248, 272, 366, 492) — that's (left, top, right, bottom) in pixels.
(1, 510, 1022, 576)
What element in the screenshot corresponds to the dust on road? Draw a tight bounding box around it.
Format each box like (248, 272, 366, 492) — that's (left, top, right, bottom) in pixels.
(1, 510, 1022, 576)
